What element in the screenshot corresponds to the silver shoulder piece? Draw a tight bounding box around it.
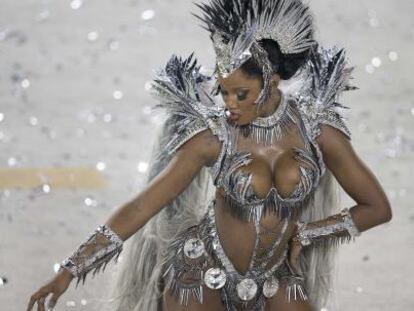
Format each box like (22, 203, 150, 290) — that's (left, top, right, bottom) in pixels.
(150, 54, 227, 155)
(295, 45, 358, 142)
(59, 224, 123, 287)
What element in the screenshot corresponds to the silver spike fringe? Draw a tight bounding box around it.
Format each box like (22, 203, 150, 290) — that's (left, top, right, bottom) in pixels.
(239, 93, 298, 146)
(59, 224, 124, 288)
(295, 45, 357, 142)
(294, 207, 361, 248)
(195, 0, 315, 76)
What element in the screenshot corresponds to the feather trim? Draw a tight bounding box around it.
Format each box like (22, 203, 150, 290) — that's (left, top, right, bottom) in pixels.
(150, 53, 225, 155)
(295, 45, 358, 142)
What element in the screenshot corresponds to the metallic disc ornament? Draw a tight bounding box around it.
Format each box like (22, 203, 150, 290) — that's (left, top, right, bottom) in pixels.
(236, 278, 258, 301)
(183, 238, 205, 259)
(263, 276, 280, 298)
(204, 267, 227, 289)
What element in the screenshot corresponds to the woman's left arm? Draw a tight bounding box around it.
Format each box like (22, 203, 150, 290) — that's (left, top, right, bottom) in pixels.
(292, 123, 393, 247)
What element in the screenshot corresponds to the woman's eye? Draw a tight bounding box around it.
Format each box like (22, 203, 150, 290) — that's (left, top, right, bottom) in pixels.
(220, 90, 228, 97)
(237, 91, 248, 101)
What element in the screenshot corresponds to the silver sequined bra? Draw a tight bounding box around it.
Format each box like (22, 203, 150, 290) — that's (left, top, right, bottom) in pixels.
(166, 92, 339, 223)
(214, 94, 324, 223)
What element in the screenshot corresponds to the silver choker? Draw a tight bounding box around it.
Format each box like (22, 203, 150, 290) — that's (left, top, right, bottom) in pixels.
(238, 92, 296, 146)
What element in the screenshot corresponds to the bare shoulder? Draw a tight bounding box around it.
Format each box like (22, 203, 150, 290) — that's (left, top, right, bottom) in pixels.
(176, 128, 222, 168)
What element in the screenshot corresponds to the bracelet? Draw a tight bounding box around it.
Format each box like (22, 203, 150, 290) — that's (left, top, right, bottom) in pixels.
(293, 208, 361, 247)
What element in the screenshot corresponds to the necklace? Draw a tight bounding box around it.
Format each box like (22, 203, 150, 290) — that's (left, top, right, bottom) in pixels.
(238, 91, 296, 146)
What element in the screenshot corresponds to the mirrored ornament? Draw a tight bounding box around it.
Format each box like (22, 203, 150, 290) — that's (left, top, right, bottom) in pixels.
(183, 238, 205, 259)
(204, 267, 226, 289)
(236, 278, 257, 301)
(263, 276, 279, 298)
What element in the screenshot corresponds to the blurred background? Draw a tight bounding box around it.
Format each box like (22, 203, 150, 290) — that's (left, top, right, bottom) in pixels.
(0, 0, 413, 310)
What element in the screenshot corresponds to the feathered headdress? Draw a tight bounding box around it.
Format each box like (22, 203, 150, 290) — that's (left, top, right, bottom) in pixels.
(194, 0, 315, 107)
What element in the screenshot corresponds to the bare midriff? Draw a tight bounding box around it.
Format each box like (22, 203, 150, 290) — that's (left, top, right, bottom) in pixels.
(214, 189, 300, 275)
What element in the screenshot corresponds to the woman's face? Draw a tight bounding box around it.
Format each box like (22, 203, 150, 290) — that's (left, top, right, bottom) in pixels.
(218, 68, 279, 125)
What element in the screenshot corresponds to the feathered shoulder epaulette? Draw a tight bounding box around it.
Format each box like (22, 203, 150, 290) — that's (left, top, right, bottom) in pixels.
(150, 53, 225, 155)
(294, 45, 358, 141)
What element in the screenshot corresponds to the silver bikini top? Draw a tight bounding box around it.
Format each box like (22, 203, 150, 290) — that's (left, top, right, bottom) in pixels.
(152, 50, 354, 223)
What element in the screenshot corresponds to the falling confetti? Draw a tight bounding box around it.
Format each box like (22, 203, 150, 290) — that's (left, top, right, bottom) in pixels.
(96, 161, 106, 171)
(137, 161, 148, 173)
(113, 90, 124, 100)
(141, 10, 155, 21)
(70, 0, 83, 10)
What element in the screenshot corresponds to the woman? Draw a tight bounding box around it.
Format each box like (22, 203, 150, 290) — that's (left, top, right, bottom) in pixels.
(27, 0, 392, 310)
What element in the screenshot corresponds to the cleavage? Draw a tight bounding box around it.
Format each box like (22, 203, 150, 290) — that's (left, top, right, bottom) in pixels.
(234, 145, 304, 200)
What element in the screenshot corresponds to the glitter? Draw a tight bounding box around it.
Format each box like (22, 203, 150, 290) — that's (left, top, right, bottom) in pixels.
(21, 78, 30, 88)
(365, 64, 374, 74)
(29, 116, 38, 126)
(368, 10, 379, 28)
(108, 39, 120, 51)
(144, 81, 153, 91)
(80, 299, 88, 306)
(142, 106, 152, 115)
(96, 161, 106, 171)
(141, 10, 155, 21)
(103, 113, 113, 123)
(0, 113, 4, 122)
(42, 184, 51, 193)
(386, 149, 397, 158)
(356, 286, 363, 293)
(53, 263, 61, 273)
(87, 31, 99, 41)
(113, 90, 123, 100)
(76, 128, 86, 137)
(411, 108, 414, 116)
(7, 157, 17, 167)
(321, 308, 328, 311)
(371, 57, 382, 68)
(66, 300, 76, 307)
(388, 51, 398, 61)
(137, 161, 148, 173)
(36, 10, 50, 22)
(399, 188, 407, 197)
(70, 0, 83, 10)
(86, 113, 96, 123)
(0, 30, 7, 42)
(84, 197, 97, 207)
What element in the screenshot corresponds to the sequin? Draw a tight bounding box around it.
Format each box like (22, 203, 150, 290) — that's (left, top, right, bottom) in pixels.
(236, 278, 258, 301)
(204, 267, 227, 289)
(263, 276, 280, 298)
(183, 238, 205, 259)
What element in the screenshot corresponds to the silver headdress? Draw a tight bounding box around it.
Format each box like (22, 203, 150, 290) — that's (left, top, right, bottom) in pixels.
(194, 0, 315, 107)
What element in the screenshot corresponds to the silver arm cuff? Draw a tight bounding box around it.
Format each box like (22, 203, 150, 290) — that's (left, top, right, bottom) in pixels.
(294, 208, 361, 247)
(59, 224, 123, 287)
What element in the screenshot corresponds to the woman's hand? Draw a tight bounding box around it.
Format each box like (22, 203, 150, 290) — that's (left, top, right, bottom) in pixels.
(27, 268, 74, 311)
(288, 223, 304, 275)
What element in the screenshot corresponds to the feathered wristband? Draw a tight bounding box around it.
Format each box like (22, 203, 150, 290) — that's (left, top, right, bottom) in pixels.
(58, 224, 124, 287)
(293, 208, 361, 247)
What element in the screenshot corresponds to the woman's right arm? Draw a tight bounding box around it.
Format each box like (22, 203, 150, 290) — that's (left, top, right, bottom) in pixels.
(105, 128, 220, 241)
(26, 128, 221, 311)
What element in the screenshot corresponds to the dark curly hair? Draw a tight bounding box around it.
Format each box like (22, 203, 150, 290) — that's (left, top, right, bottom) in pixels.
(240, 39, 311, 81)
